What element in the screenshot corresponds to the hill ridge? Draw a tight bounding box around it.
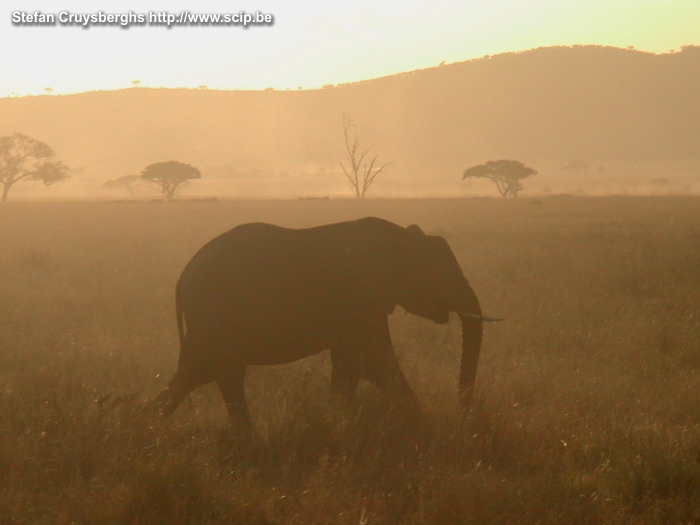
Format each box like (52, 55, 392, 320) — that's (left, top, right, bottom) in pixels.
(1, 45, 698, 198)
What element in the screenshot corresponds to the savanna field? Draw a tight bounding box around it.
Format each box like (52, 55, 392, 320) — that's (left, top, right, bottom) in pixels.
(1, 197, 699, 524)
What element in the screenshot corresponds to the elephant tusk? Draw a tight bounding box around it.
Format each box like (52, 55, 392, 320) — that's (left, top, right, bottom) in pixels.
(457, 311, 505, 323)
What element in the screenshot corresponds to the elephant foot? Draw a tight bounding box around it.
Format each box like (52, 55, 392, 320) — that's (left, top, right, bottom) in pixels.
(145, 388, 177, 418)
(385, 392, 423, 419)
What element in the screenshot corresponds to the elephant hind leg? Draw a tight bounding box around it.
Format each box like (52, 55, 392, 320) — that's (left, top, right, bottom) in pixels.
(330, 349, 360, 408)
(150, 370, 203, 417)
(217, 366, 251, 430)
(150, 332, 212, 417)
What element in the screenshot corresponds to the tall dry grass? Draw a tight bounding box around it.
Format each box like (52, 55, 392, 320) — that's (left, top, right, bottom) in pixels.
(1, 197, 699, 523)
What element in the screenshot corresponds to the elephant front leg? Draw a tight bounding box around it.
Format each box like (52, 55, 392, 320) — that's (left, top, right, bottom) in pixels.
(359, 318, 421, 417)
(330, 349, 361, 409)
(363, 350, 420, 416)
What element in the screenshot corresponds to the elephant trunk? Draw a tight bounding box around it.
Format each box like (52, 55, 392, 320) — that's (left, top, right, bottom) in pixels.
(459, 313, 483, 410)
(457, 287, 483, 410)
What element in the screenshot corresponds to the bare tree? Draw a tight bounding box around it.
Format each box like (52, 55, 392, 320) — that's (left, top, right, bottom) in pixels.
(0, 133, 69, 202)
(462, 159, 537, 198)
(339, 115, 389, 199)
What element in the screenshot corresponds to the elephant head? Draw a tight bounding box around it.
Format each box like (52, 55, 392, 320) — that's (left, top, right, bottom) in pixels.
(343, 219, 502, 409)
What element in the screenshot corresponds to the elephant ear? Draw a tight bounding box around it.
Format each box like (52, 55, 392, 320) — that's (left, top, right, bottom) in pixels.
(342, 235, 397, 315)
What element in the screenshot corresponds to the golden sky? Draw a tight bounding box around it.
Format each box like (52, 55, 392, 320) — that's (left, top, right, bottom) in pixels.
(3, 0, 698, 96)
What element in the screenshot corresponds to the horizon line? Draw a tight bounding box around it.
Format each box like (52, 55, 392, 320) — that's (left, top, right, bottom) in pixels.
(2, 43, 696, 100)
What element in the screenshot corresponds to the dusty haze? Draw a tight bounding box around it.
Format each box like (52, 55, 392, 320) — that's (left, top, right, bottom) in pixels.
(1, 45, 698, 200)
(2, 198, 700, 522)
(3, 32, 700, 524)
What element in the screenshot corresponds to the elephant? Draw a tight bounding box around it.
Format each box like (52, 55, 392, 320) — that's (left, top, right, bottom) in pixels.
(152, 217, 501, 427)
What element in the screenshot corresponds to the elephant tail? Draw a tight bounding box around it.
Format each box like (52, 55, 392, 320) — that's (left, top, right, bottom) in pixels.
(175, 280, 186, 350)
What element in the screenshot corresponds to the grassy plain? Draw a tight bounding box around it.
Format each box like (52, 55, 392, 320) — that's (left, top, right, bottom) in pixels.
(1, 197, 699, 524)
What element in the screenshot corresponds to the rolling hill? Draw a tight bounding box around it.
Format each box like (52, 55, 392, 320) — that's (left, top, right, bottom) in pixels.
(1, 45, 698, 198)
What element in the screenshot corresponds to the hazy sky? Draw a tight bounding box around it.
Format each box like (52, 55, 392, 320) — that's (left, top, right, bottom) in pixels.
(3, 0, 698, 96)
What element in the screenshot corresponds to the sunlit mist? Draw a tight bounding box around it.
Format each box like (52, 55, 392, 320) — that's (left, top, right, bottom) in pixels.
(2, 0, 698, 96)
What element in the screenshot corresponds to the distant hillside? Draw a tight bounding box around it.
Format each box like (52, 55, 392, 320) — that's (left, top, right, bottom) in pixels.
(1, 45, 699, 198)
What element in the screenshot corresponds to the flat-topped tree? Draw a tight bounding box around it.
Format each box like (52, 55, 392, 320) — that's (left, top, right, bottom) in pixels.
(462, 159, 537, 198)
(0, 133, 69, 202)
(141, 161, 201, 201)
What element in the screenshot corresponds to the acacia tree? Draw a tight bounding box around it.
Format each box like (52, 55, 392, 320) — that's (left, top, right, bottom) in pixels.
(462, 159, 537, 198)
(141, 161, 201, 201)
(339, 115, 389, 199)
(0, 133, 69, 202)
(102, 175, 141, 196)
(103, 174, 141, 196)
